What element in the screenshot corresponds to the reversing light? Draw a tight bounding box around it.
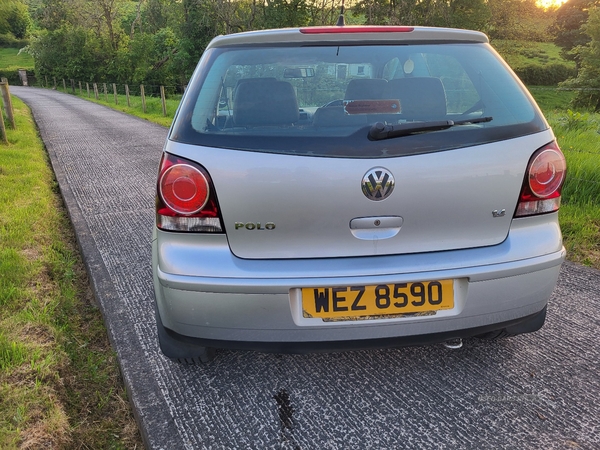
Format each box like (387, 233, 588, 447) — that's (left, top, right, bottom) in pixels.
(515, 142, 566, 217)
(300, 26, 414, 34)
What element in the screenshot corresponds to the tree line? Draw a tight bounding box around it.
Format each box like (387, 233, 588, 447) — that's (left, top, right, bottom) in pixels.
(1, 0, 600, 109)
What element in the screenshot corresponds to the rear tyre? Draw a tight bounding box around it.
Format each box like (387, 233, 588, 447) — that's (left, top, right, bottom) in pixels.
(155, 305, 216, 364)
(476, 306, 547, 341)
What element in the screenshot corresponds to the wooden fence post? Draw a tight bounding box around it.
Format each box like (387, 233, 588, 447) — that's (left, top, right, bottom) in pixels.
(140, 85, 146, 114)
(86, 82, 90, 97)
(53, 77, 57, 89)
(113, 83, 118, 105)
(125, 84, 131, 107)
(0, 80, 16, 130)
(18, 69, 28, 86)
(0, 108, 7, 144)
(93, 83, 99, 100)
(62, 79, 66, 92)
(0, 86, 7, 144)
(103, 83, 108, 102)
(0, 78, 10, 144)
(70, 79, 75, 94)
(79, 81, 82, 95)
(45, 75, 48, 88)
(0, 78, 15, 144)
(160, 85, 167, 117)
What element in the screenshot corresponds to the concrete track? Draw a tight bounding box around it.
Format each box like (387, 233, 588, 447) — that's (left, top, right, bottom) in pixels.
(12, 86, 600, 449)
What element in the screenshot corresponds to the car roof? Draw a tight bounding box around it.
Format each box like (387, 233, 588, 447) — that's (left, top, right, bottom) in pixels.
(206, 26, 489, 49)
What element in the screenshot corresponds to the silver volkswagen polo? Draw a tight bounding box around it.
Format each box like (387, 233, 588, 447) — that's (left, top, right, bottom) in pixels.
(152, 25, 566, 363)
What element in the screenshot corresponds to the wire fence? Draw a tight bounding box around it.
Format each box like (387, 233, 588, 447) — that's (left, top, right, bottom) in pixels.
(21, 74, 186, 117)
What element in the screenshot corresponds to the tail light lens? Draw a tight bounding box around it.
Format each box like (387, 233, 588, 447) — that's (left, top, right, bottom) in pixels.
(515, 142, 566, 217)
(156, 153, 223, 232)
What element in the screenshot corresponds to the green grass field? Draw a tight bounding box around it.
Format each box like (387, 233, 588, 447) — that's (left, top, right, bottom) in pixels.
(493, 40, 575, 69)
(0, 48, 34, 84)
(529, 86, 577, 111)
(0, 48, 34, 69)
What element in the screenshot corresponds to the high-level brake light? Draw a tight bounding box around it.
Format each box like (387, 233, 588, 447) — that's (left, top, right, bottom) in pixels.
(300, 26, 414, 34)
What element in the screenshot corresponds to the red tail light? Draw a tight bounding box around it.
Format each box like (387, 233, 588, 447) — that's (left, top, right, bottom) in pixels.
(515, 142, 566, 217)
(156, 153, 223, 232)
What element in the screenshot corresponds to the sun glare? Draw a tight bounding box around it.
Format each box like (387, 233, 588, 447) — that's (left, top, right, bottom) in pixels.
(536, 0, 568, 9)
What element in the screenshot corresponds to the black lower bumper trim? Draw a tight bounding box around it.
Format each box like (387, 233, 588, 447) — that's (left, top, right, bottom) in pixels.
(157, 306, 547, 355)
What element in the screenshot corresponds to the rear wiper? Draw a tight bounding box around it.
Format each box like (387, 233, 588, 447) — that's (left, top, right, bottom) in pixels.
(368, 116, 493, 141)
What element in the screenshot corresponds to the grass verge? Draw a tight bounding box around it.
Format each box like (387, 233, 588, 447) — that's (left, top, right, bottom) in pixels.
(531, 89, 600, 268)
(47, 84, 179, 128)
(546, 110, 600, 268)
(0, 97, 142, 448)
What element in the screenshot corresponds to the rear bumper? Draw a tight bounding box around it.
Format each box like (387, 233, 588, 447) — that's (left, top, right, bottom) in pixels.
(157, 305, 548, 354)
(153, 213, 565, 348)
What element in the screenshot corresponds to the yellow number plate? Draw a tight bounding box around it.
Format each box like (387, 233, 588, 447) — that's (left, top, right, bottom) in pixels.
(302, 280, 454, 320)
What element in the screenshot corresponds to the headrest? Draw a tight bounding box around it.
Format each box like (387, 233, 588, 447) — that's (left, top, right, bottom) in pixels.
(233, 79, 299, 126)
(385, 77, 447, 119)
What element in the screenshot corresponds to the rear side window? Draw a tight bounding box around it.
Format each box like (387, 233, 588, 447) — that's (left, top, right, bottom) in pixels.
(171, 43, 547, 158)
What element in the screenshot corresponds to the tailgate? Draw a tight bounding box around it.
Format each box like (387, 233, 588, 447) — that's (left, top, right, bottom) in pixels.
(167, 132, 552, 259)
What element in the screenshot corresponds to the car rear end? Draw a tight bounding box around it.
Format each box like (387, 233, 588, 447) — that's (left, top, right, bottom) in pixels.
(152, 26, 566, 361)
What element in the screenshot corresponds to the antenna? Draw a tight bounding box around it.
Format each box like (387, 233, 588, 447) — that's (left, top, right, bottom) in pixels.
(336, 0, 346, 26)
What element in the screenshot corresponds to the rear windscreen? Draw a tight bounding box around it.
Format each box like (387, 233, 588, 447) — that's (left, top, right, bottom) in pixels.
(170, 43, 547, 158)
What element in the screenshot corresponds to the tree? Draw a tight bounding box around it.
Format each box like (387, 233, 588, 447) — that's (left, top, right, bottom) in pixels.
(28, 25, 107, 81)
(24, 0, 557, 89)
(306, 0, 339, 26)
(433, 0, 491, 30)
(352, 0, 429, 26)
(0, 0, 31, 39)
(96, 0, 122, 51)
(560, 6, 600, 110)
(551, 0, 600, 59)
(177, 0, 224, 76)
(259, 0, 311, 28)
(484, 0, 549, 40)
(32, 0, 77, 31)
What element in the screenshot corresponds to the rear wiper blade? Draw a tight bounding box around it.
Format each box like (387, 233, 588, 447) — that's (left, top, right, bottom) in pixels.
(368, 117, 493, 141)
